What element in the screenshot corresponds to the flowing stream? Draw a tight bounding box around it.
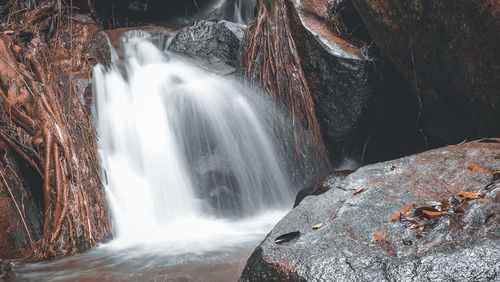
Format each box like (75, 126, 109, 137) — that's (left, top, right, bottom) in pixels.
(13, 23, 300, 282)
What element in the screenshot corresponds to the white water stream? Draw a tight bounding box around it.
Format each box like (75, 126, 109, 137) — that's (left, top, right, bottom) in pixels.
(13, 2, 307, 280)
(94, 31, 295, 254)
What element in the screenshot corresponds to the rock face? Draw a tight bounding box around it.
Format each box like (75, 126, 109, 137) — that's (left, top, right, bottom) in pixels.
(241, 0, 403, 166)
(169, 20, 244, 66)
(350, 0, 500, 144)
(240, 139, 500, 281)
(287, 0, 380, 160)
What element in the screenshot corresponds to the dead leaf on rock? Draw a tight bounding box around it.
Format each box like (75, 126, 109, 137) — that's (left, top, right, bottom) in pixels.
(392, 203, 414, 222)
(275, 231, 300, 244)
(426, 201, 441, 207)
(374, 231, 387, 241)
(312, 223, 324, 230)
(468, 164, 493, 175)
(353, 188, 364, 195)
(422, 210, 449, 219)
(458, 190, 482, 200)
(413, 206, 439, 217)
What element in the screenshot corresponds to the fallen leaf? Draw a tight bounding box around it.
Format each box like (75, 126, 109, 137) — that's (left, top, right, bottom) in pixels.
(458, 190, 482, 200)
(422, 210, 449, 218)
(275, 231, 300, 244)
(3, 30, 14, 35)
(426, 201, 441, 207)
(312, 223, 324, 230)
(374, 231, 387, 241)
(353, 188, 364, 195)
(413, 206, 439, 217)
(468, 164, 493, 175)
(392, 203, 414, 222)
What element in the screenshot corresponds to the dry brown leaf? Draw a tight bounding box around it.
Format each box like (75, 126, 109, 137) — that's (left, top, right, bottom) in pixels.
(458, 190, 482, 200)
(353, 188, 364, 195)
(392, 203, 415, 222)
(374, 231, 387, 241)
(468, 164, 493, 175)
(422, 210, 449, 218)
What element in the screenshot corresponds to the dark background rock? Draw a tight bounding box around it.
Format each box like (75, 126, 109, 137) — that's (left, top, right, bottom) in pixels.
(241, 139, 500, 281)
(168, 20, 242, 66)
(350, 0, 500, 145)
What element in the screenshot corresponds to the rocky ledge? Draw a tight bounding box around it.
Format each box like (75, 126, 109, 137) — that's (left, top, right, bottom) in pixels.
(240, 139, 500, 281)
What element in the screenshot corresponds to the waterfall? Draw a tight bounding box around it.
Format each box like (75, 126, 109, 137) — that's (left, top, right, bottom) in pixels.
(205, 0, 256, 24)
(93, 31, 296, 253)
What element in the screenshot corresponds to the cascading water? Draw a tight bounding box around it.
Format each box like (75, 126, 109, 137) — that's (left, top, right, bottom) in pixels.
(12, 4, 317, 282)
(93, 30, 296, 253)
(211, 0, 257, 24)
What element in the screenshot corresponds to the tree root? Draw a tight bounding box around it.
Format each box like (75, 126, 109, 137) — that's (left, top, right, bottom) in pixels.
(0, 169, 33, 245)
(241, 0, 326, 164)
(0, 1, 111, 260)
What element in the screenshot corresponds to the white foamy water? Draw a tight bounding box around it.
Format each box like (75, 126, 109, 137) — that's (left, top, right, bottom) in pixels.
(93, 31, 296, 253)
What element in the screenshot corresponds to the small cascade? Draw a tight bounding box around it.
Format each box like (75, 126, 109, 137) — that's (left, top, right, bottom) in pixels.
(93, 31, 296, 251)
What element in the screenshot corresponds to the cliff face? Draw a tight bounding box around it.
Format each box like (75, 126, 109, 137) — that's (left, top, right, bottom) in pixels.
(0, 3, 111, 260)
(351, 0, 500, 143)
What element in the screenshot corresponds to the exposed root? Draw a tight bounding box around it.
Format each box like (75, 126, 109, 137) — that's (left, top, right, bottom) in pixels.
(0, 169, 33, 245)
(0, 1, 111, 260)
(241, 0, 327, 166)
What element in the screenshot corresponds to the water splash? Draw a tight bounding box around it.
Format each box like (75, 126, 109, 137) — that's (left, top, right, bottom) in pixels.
(93, 32, 296, 251)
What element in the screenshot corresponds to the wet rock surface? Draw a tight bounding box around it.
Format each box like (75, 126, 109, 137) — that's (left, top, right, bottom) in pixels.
(240, 139, 500, 281)
(294, 170, 353, 207)
(169, 20, 243, 66)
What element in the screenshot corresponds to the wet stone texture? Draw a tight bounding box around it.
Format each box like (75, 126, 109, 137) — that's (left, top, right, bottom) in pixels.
(169, 20, 244, 66)
(240, 139, 500, 281)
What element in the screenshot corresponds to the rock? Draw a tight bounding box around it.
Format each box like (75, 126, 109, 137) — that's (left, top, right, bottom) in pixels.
(350, 0, 500, 144)
(293, 170, 354, 207)
(284, 0, 385, 164)
(240, 139, 500, 281)
(169, 20, 243, 66)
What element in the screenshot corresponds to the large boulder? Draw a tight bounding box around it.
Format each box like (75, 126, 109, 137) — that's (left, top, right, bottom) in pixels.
(240, 0, 391, 169)
(240, 139, 500, 281)
(169, 20, 244, 66)
(350, 0, 500, 144)
(287, 0, 379, 153)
